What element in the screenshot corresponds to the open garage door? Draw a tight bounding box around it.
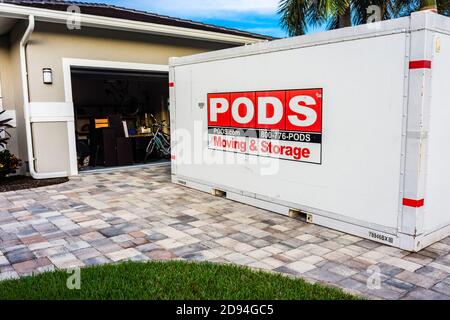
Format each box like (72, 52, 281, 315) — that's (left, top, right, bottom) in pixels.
(70, 67, 170, 171)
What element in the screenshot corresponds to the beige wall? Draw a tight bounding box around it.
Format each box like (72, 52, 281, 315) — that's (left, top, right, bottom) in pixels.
(27, 23, 231, 102)
(0, 35, 15, 109)
(32, 122, 70, 173)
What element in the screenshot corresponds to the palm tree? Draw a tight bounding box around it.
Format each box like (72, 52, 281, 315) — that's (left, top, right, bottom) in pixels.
(394, 0, 448, 17)
(279, 0, 444, 36)
(278, 0, 352, 36)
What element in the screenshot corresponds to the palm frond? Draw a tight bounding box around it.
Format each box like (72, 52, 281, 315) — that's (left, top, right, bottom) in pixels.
(279, 0, 449, 37)
(278, 0, 313, 36)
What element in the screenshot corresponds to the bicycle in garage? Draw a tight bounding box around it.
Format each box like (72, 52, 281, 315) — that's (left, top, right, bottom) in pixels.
(144, 115, 171, 162)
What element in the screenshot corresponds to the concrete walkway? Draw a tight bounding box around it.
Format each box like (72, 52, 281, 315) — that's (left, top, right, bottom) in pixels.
(0, 166, 449, 300)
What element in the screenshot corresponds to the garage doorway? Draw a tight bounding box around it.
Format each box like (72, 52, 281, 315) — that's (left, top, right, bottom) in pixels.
(70, 66, 170, 171)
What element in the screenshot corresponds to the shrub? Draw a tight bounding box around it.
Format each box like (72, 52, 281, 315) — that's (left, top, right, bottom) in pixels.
(0, 149, 22, 178)
(0, 111, 22, 178)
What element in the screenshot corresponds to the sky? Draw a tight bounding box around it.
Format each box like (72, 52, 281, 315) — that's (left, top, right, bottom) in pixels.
(80, 0, 289, 38)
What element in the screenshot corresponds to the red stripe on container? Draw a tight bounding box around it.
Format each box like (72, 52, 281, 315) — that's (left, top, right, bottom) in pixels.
(403, 198, 425, 208)
(409, 60, 432, 69)
(169, 82, 175, 87)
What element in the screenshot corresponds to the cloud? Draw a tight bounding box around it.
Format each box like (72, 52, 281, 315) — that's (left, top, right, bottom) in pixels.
(80, 0, 286, 37)
(126, 0, 280, 17)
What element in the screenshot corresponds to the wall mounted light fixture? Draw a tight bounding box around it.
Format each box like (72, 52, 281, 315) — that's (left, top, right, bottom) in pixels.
(43, 68, 53, 84)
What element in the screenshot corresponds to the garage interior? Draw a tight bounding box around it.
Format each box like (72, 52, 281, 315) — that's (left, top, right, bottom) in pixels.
(71, 67, 170, 171)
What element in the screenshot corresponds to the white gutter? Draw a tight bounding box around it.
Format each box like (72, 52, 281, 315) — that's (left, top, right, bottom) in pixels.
(20, 15, 67, 179)
(0, 3, 265, 45)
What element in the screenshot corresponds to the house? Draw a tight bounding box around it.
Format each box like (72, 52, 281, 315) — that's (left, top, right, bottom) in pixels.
(0, 0, 272, 179)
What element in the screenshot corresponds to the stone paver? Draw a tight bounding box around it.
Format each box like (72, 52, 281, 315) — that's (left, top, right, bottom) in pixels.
(0, 165, 449, 300)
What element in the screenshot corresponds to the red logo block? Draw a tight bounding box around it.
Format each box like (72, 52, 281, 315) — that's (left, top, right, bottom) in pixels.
(208, 88, 322, 133)
(208, 93, 230, 127)
(230, 92, 256, 128)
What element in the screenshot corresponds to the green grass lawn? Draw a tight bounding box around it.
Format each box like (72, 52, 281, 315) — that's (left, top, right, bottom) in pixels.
(0, 261, 359, 300)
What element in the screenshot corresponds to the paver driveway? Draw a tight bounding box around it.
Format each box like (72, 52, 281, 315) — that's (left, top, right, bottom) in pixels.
(1, 165, 450, 299)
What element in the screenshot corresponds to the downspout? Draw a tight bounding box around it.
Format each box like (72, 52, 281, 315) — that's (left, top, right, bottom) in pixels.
(20, 15, 67, 179)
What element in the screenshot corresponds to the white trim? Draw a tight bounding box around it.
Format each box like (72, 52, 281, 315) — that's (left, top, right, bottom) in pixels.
(29, 102, 74, 119)
(62, 58, 170, 176)
(0, 3, 264, 44)
(67, 120, 78, 176)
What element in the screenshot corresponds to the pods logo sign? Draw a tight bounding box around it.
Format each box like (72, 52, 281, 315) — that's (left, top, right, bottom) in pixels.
(207, 89, 323, 164)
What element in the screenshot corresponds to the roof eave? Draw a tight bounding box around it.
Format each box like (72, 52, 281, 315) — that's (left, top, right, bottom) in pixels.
(0, 3, 267, 45)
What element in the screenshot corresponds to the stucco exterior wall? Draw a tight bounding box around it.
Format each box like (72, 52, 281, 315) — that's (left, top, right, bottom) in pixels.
(32, 121, 70, 173)
(27, 23, 231, 102)
(0, 36, 14, 109)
